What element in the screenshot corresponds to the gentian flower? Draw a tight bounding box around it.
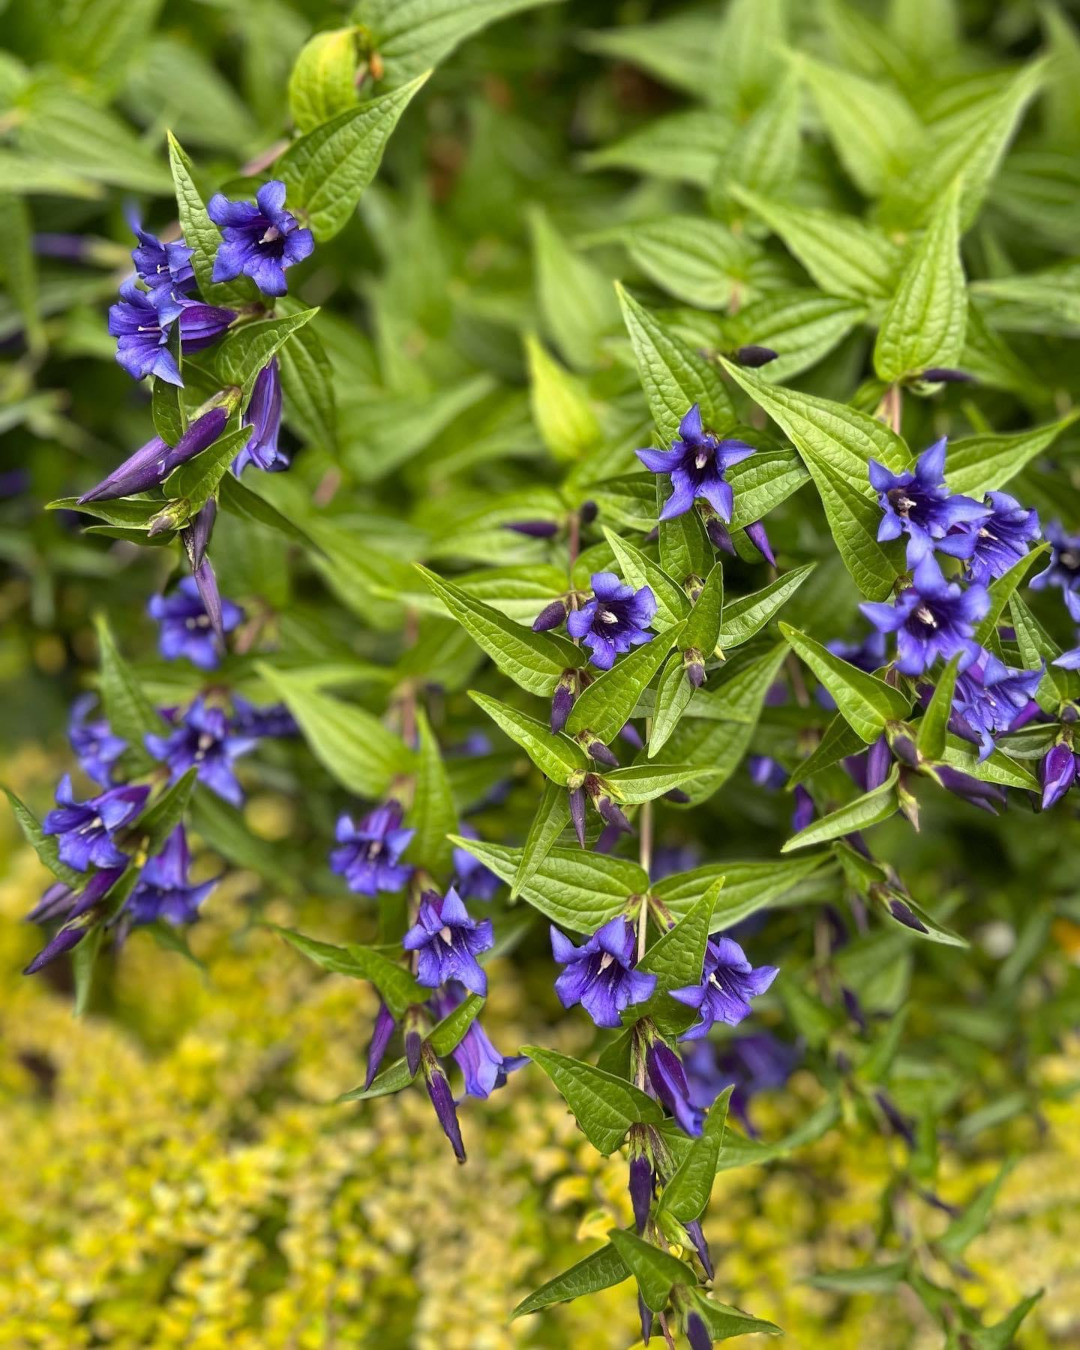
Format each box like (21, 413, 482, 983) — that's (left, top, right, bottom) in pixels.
(686, 1311, 712, 1350)
(124, 827, 216, 926)
(550, 917, 656, 1028)
(207, 180, 314, 297)
(177, 299, 237, 352)
(24, 911, 102, 975)
(827, 629, 887, 674)
(108, 279, 181, 384)
(422, 1047, 467, 1163)
(1041, 742, 1077, 809)
(860, 555, 989, 677)
(68, 694, 126, 787)
(566, 572, 656, 670)
(645, 1039, 703, 1136)
(960, 491, 1040, 585)
(636, 403, 755, 521)
(78, 406, 232, 505)
(27, 864, 124, 928)
(452, 825, 501, 901)
(233, 358, 287, 475)
(147, 576, 243, 671)
(402, 888, 493, 995)
(145, 697, 257, 807)
(869, 438, 988, 566)
(670, 936, 778, 1038)
(689, 1034, 800, 1135)
(1031, 521, 1080, 593)
(952, 653, 1043, 760)
(129, 214, 194, 305)
(363, 1004, 397, 1090)
(231, 696, 298, 739)
(436, 987, 526, 1098)
(748, 755, 786, 791)
(330, 800, 414, 897)
(42, 775, 148, 871)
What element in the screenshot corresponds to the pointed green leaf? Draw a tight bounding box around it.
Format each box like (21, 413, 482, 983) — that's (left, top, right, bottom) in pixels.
(511, 1243, 630, 1319)
(653, 854, 833, 923)
(163, 424, 251, 513)
(602, 527, 691, 628)
(524, 1047, 663, 1154)
(4, 787, 82, 887)
(427, 992, 486, 1055)
(637, 880, 722, 991)
(648, 659, 696, 758)
(138, 769, 198, 856)
(725, 292, 867, 384)
(657, 1088, 733, 1223)
(72, 923, 105, 1018)
(788, 713, 866, 787)
(782, 766, 900, 851)
(567, 622, 685, 745)
(658, 484, 713, 585)
(287, 27, 361, 134)
(1010, 593, 1078, 705)
(407, 710, 456, 875)
(945, 414, 1080, 497)
(606, 763, 718, 804)
(525, 334, 601, 461)
(710, 74, 801, 215)
(917, 654, 961, 762)
(781, 623, 910, 742)
(512, 780, 572, 899)
(607, 1228, 694, 1312)
(728, 447, 811, 528)
(215, 310, 318, 393)
(688, 1290, 783, 1340)
(271, 926, 425, 1016)
(94, 613, 164, 768)
(717, 564, 815, 651)
(166, 132, 255, 307)
(530, 206, 620, 370)
(338, 1055, 415, 1102)
(683, 566, 725, 656)
(469, 692, 587, 784)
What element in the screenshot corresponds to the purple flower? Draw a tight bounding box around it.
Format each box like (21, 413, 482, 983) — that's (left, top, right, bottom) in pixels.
(233, 358, 287, 475)
(207, 180, 314, 297)
(1031, 521, 1080, 594)
(148, 576, 243, 671)
(827, 629, 887, 674)
(671, 936, 778, 1039)
(452, 825, 502, 902)
(78, 406, 231, 505)
(330, 800, 414, 897)
(636, 404, 755, 522)
(27, 864, 124, 928)
(42, 775, 148, 872)
(364, 1003, 397, 1090)
(550, 917, 657, 1028)
(701, 1034, 801, 1135)
(686, 1311, 712, 1350)
(68, 694, 126, 787)
(748, 755, 786, 790)
(860, 555, 989, 677)
(645, 1040, 703, 1136)
(952, 653, 1043, 760)
(231, 696, 298, 739)
(124, 827, 216, 926)
(1041, 742, 1077, 809)
(869, 438, 988, 566)
(566, 572, 656, 670)
(145, 697, 257, 807)
(628, 1149, 653, 1234)
(24, 916, 97, 975)
(129, 214, 194, 306)
(108, 279, 181, 384)
(435, 987, 526, 1098)
(424, 1053, 467, 1163)
(178, 299, 237, 352)
(961, 492, 1040, 585)
(403, 888, 493, 996)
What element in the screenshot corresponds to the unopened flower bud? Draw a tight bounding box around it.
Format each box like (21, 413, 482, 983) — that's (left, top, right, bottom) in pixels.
(683, 648, 705, 688)
(422, 1044, 466, 1163)
(1041, 741, 1076, 809)
(533, 598, 569, 632)
(734, 344, 778, 367)
(505, 519, 559, 538)
(551, 669, 578, 732)
(744, 519, 776, 565)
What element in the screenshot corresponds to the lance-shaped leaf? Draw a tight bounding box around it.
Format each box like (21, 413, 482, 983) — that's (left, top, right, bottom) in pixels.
(163, 424, 251, 515)
(606, 763, 718, 804)
(567, 621, 685, 746)
(654, 853, 833, 923)
(874, 181, 967, 384)
(581, 107, 734, 188)
(658, 484, 713, 584)
(4, 787, 82, 887)
(511, 1243, 630, 1319)
(94, 613, 164, 768)
(809, 1261, 909, 1294)
(607, 1229, 694, 1313)
(974, 542, 1049, 649)
(781, 623, 910, 742)
(940, 736, 1037, 790)
(214, 310, 318, 393)
(727, 446, 810, 527)
(287, 27, 361, 134)
(1010, 593, 1078, 706)
(167, 132, 254, 306)
(602, 527, 691, 628)
(938, 1157, 1017, 1258)
(271, 926, 425, 1016)
(724, 292, 867, 384)
(258, 664, 413, 796)
(711, 73, 801, 214)
(788, 713, 865, 787)
(469, 691, 587, 784)
(878, 889, 968, 948)
(649, 659, 697, 758)
(687, 1291, 783, 1340)
(278, 75, 428, 240)
(916, 654, 961, 762)
(630, 880, 724, 1033)
(716, 564, 815, 652)
(588, 215, 761, 309)
(782, 765, 900, 851)
(451, 837, 646, 932)
(339, 1056, 415, 1102)
(682, 566, 724, 656)
(407, 710, 456, 876)
(523, 1047, 663, 1154)
(525, 334, 600, 462)
(945, 413, 1080, 497)
(656, 1088, 732, 1223)
(512, 779, 571, 898)
(427, 992, 486, 1055)
(967, 1292, 1044, 1350)
(418, 564, 584, 697)
(617, 283, 734, 444)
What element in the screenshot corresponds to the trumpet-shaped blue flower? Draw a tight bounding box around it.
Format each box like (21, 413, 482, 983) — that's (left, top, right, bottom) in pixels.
(68, 694, 126, 787)
(550, 917, 656, 1028)
(952, 653, 1043, 759)
(566, 572, 656, 670)
(1031, 521, 1080, 594)
(960, 491, 1040, 585)
(233, 358, 287, 475)
(145, 697, 257, 807)
(869, 438, 988, 566)
(42, 775, 148, 872)
(860, 555, 988, 677)
(403, 888, 493, 996)
(671, 935, 778, 1038)
(125, 827, 217, 926)
(129, 215, 194, 306)
(635, 403, 755, 522)
(207, 180, 313, 297)
(108, 280, 181, 384)
(330, 800, 414, 897)
(148, 576, 243, 671)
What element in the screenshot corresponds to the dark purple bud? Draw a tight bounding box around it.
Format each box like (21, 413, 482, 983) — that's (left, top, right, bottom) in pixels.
(841, 986, 867, 1032)
(178, 302, 237, 352)
(684, 649, 705, 689)
(619, 721, 644, 751)
(664, 788, 691, 804)
(889, 898, 928, 933)
(629, 1152, 653, 1234)
(505, 519, 559, 538)
(686, 1310, 712, 1350)
(24, 919, 92, 975)
(791, 784, 814, 832)
(405, 1006, 424, 1078)
(888, 731, 920, 769)
(639, 1294, 653, 1346)
(364, 1003, 396, 1090)
(67, 865, 125, 920)
(580, 501, 598, 526)
(597, 793, 632, 834)
(1041, 742, 1077, 809)
(705, 515, 736, 555)
(734, 344, 779, 368)
(569, 785, 586, 847)
(594, 821, 623, 853)
(866, 733, 893, 790)
(935, 764, 1006, 814)
(533, 598, 569, 632)
(27, 881, 74, 924)
(424, 1054, 466, 1163)
(744, 519, 776, 566)
(587, 738, 619, 768)
(919, 367, 974, 384)
(875, 1091, 915, 1147)
(78, 406, 230, 504)
(685, 1218, 713, 1280)
(183, 500, 217, 572)
(551, 670, 577, 733)
(193, 560, 226, 646)
(646, 1041, 703, 1137)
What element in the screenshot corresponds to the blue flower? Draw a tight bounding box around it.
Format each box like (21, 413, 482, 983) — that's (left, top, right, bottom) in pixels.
(1031, 521, 1080, 594)
(869, 438, 989, 566)
(145, 697, 257, 807)
(566, 572, 656, 670)
(1042, 742, 1077, 809)
(959, 491, 1040, 585)
(860, 555, 989, 677)
(207, 180, 314, 297)
(78, 406, 231, 505)
(550, 917, 657, 1028)
(670, 936, 778, 1038)
(233, 358, 287, 475)
(330, 801, 414, 897)
(124, 827, 217, 926)
(108, 280, 182, 384)
(403, 888, 493, 996)
(952, 652, 1043, 760)
(452, 824, 502, 902)
(129, 214, 194, 306)
(645, 1039, 703, 1136)
(42, 774, 148, 872)
(684, 1034, 800, 1135)
(177, 299, 237, 352)
(437, 988, 526, 1099)
(636, 404, 755, 522)
(68, 694, 126, 788)
(748, 755, 786, 790)
(148, 576, 243, 671)
(231, 696, 298, 739)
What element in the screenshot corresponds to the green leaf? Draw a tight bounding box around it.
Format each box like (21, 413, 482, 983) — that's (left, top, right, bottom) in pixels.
(728, 448, 811, 528)
(591, 216, 761, 310)
(275, 299, 337, 455)
(469, 692, 587, 785)
(20, 87, 170, 194)
(258, 664, 413, 797)
(138, 769, 198, 856)
(408, 710, 456, 876)
(916, 654, 961, 762)
(279, 75, 428, 241)
(566, 622, 685, 745)
(637, 880, 722, 992)
(688, 1291, 783, 1341)
(605, 763, 718, 804)
(151, 377, 184, 446)
(0, 152, 101, 199)
(450, 837, 645, 932)
(938, 1157, 1017, 1258)
(530, 206, 620, 371)
(945, 414, 1080, 497)
(523, 1047, 663, 1154)
(163, 424, 251, 514)
(724, 292, 867, 384)
(874, 181, 967, 384)
(288, 27, 361, 134)
(683, 566, 725, 657)
(781, 623, 910, 742)
(52, 0, 162, 89)
(810, 1260, 910, 1294)
(782, 766, 900, 851)
(271, 926, 425, 1017)
(963, 1292, 1043, 1350)
(512, 780, 571, 899)
(94, 613, 164, 767)
(1010, 593, 1077, 705)
(580, 109, 733, 189)
(617, 283, 734, 445)
(658, 487, 713, 585)
(417, 564, 583, 697)
(72, 924, 105, 1018)
(649, 658, 696, 759)
(187, 790, 290, 885)
(215, 311, 318, 394)
(710, 74, 802, 216)
(657, 1088, 732, 1223)
(427, 992, 486, 1055)
(788, 713, 865, 787)
(218, 473, 319, 550)
(338, 1055, 415, 1102)
(511, 1243, 630, 1319)
(4, 787, 82, 887)
(606, 1229, 694, 1313)
(716, 564, 815, 652)
(525, 334, 601, 462)
(602, 528, 691, 628)
(166, 133, 255, 307)
(974, 543, 1049, 647)
(653, 854, 832, 923)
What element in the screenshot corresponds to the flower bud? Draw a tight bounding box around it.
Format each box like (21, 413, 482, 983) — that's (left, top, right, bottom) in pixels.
(422, 1045, 466, 1164)
(704, 514, 735, 555)
(405, 1006, 425, 1078)
(628, 1148, 653, 1235)
(505, 519, 559, 538)
(532, 598, 569, 632)
(683, 648, 705, 688)
(744, 519, 776, 565)
(686, 1310, 712, 1350)
(551, 669, 578, 732)
(364, 1003, 397, 1090)
(734, 344, 778, 367)
(1041, 741, 1077, 809)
